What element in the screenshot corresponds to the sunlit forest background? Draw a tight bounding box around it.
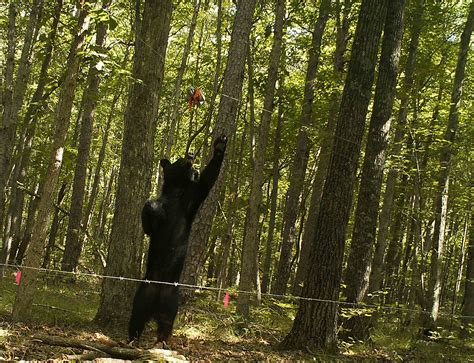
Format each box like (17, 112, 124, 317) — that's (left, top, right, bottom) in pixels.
(1, 0, 474, 360)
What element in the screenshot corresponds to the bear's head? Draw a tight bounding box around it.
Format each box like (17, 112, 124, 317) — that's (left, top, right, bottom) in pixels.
(160, 153, 199, 189)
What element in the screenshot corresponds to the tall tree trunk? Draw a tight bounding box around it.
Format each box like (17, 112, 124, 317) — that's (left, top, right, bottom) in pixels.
(0, 1, 43, 251)
(369, 0, 424, 294)
(82, 88, 122, 236)
(293, 0, 352, 295)
(1, 0, 63, 270)
(261, 85, 284, 294)
(62, 0, 112, 273)
(181, 0, 257, 290)
(461, 203, 474, 338)
(216, 119, 247, 300)
(42, 182, 68, 269)
(342, 0, 405, 338)
(94, 0, 172, 326)
(0, 2, 17, 238)
(164, 0, 201, 158)
(16, 183, 40, 264)
(281, 0, 387, 351)
(0, 0, 42, 221)
(425, 1, 474, 332)
(12, 7, 90, 321)
(272, 0, 331, 295)
(236, 0, 286, 316)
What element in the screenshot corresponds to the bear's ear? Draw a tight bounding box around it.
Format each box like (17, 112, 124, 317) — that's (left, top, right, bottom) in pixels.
(160, 159, 171, 169)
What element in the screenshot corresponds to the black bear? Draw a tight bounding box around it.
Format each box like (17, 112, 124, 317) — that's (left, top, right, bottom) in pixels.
(128, 135, 227, 344)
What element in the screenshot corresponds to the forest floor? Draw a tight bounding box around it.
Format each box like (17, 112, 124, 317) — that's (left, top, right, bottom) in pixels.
(1, 274, 474, 361)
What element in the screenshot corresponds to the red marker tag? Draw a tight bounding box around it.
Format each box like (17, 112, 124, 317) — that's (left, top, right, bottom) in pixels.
(223, 292, 230, 308)
(14, 271, 21, 285)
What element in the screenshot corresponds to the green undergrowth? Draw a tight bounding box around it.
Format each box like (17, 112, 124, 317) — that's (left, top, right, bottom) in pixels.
(1, 275, 474, 360)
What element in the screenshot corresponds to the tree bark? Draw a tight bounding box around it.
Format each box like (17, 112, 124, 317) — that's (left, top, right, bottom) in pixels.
(164, 0, 201, 159)
(62, 0, 112, 273)
(0, 2, 17, 238)
(216, 119, 247, 300)
(0, 0, 42, 205)
(94, 0, 172, 326)
(181, 0, 257, 290)
(271, 0, 331, 296)
(368, 0, 424, 294)
(12, 7, 90, 321)
(343, 0, 405, 327)
(2, 0, 63, 269)
(236, 0, 286, 316)
(293, 0, 352, 295)
(461, 204, 474, 338)
(425, 1, 474, 332)
(42, 182, 68, 269)
(262, 84, 284, 294)
(82, 88, 122, 237)
(281, 0, 387, 351)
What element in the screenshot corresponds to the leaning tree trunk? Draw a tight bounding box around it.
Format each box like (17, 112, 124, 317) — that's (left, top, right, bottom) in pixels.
(460, 203, 474, 338)
(42, 182, 68, 269)
(94, 0, 173, 327)
(271, 0, 331, 296)
(1, 0, 63, 270)
(0, 2, 17, 240)
(0, 0, 42, 250)
(164, 0, 200, 159)
(12, 7, 90, 321)
(236, 0, 286, 317)
(369, 0, 424, 294)
(424, 1, 474, 333)
(292, 0, 352, 295)
(181, 0, 257, 291)
(261, 82, 284, 294)
(342, 0, 406, 339)
(62, 0, 112, 273)
(280, 0, 387, 351)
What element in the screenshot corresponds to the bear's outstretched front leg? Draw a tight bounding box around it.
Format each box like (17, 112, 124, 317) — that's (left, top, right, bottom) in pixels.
(189, 135, 227, 215)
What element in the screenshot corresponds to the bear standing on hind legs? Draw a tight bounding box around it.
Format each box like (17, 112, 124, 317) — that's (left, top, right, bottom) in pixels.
(128, 135, 227, 344)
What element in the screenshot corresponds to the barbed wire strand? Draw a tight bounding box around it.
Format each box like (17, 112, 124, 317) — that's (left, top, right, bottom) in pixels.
(1, 263, 473, 320)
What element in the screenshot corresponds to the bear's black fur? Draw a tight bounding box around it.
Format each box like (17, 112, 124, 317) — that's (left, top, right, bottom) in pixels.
(128, 135, 227, 343)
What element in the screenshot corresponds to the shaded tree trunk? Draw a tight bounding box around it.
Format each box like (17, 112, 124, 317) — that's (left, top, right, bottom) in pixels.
(62, 0, 112, 273)
(236, 0, 286, 316)
(342, 0, 406, 339)
(369, 0, 424, 294)
(461, 204, 474, 338)
(1, 0, 43, 250)
(261, 85, 284, 294)
(181, 0, 257, 290)
(425, 1, 474, 332)
(0, 2, 17, 238)
(293, 0, 352, 295)
(272, 0, 331, 295)
(82, 88, 122, 237)
(12, 7, 90, 321)
(216, 117, 247, 300)
(1, 0, 63, 270)
(94, 0, 173, 326)
(43, 182, 68, 268)
(281, 0, 387, 351)
(164, 0, 201, 158)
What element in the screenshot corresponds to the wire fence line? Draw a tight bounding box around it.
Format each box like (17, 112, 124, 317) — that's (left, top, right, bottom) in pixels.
(1, 262, 473, 320)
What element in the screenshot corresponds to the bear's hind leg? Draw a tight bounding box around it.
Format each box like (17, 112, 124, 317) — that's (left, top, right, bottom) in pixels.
(128, 283, 155, 342)
(154, 285, 179, 343)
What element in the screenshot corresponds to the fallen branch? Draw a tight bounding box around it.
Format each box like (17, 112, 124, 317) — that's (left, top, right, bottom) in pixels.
(33, 334, 187, 361)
